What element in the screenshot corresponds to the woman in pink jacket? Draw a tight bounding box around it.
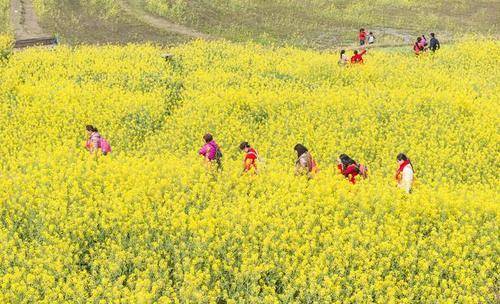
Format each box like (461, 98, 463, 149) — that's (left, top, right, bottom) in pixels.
(199, 133, 222, 169)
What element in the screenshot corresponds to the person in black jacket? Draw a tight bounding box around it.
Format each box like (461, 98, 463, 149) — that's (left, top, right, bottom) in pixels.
(429, 33, 440, 52)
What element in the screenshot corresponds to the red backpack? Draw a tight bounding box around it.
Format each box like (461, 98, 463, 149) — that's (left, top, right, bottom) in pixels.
(99, 137, 112, 154)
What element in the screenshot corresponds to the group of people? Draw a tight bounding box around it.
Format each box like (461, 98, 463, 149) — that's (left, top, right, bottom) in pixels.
(359, 28, 376, 46)
(198, 133, 415, 193)
(413, 33, 441, 55)
(85, 127, 415, 193)
(338, 30, 442, 65)
(338, 49, 368, 65)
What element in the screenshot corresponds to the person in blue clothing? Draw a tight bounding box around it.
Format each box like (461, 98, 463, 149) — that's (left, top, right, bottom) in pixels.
(429, 33, 441, 52)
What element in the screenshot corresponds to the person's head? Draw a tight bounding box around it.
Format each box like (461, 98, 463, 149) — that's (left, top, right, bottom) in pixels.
(396, 153, 409, 164)
(86, 125, 97, 135)
(203, 133, 213, 143)
(239, 141, 250, 152)
(417, 37, 422, 42)
(369, 32, 373, 35)
(339, 154, 356, 167)
(354, 50, 359, 55)
(360, 28, 365, 32)
(340, 49, 345, 56)
(430, 33, 435, 38)
(294, 144, 308, 157)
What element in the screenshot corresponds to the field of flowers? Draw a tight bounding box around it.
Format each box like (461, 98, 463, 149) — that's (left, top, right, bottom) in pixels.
(0, 40, 498, 302)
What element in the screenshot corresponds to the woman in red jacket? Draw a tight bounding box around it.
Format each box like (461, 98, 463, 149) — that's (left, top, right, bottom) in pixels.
(351, 49, 367, 64)
(239, 141, 259, 174)
(337, 154, 360, 184)
(359, 28, 367, 45)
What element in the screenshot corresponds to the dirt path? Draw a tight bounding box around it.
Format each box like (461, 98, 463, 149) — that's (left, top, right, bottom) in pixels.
(119, 1, 212, 40)
(10, 0, 47, 39)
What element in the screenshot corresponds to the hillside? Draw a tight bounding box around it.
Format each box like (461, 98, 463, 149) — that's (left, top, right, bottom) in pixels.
(3, 0, 494, 47)
(0, 0, 8, 33)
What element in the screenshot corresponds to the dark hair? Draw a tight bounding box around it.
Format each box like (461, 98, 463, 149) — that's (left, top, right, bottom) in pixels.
(340, 50, 345, 58)
(417, 37, 422, 42)
(86, 125, 97, 132)
(354, 50, 358, 55)
(294, 144, 308, 158)
(396, 153, 408, 162)
(369, 32, 373, 35)
(397, 153, 415, 172)
(239, 141, 250, 150)
(203, 133, 213, 143)
(360, 28, 365, 32)
(339, 154, 357, 167)
(430, 33, 435, 37)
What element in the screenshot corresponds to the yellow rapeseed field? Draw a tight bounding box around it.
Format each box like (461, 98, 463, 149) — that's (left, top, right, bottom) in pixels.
(0, 40, 498, 303)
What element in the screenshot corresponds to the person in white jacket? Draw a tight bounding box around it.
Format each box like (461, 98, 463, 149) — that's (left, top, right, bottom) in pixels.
(338, 50, 348, 65)
(395, 153, 414, 193)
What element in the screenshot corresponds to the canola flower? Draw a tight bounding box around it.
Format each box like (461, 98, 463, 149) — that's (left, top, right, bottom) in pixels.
(0, 40, 498, 303)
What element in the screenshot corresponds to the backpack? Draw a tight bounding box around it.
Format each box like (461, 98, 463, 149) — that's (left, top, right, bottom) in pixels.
(214, 148, 223, 169)
(215, 149, 223, 160)
(357, 164, 368, 179)
(99, 137, 112, 154)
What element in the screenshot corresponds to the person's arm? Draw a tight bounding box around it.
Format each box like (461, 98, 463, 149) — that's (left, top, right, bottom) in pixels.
(296, 156, 307, 175)
(205, 146, 211, 162)
(198, 145, 206, 156)
(89, 136, 99, 156)
(437, 40, 440, 50)
(395, 169, 402, 181)
(337, 159, 344, 174)
(360, 49, 367, 56)
(295, 161, 302, 176)
(306, 153, 313, 172)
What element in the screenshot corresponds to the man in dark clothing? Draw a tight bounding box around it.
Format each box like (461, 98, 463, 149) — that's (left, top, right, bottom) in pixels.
(429, 33, 440, 52)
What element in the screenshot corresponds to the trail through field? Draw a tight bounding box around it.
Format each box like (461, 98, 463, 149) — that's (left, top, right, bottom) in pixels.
(119, 0, 212, 40)
(10, 0, 47, 39)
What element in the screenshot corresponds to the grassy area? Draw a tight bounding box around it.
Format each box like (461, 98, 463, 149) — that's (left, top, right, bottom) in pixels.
(10, 0, 500, 47)
(0, 0, 9, 34)
(32, 0, 190, 45)
(135, 0, 499, 47)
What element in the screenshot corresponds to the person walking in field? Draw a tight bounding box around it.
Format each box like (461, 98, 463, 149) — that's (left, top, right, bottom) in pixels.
(351, 49, 367, 64)
(85, 125, 111, 156)
(239, 141, 259, 174)
(413, 37, 425, 55)
(199, 133, 222, 170)
(367, 32, 375, 44)
(359, 28, 367, 46)
(338, 50, 349, 65)
(421, 34, 428, 47)
(429, 33, 440, 52)
(337, 154, 368, 184)
(294, 144, 318, 178)
(395, 153, 414, 193)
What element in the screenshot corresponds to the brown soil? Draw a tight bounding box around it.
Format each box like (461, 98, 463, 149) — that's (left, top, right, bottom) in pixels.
(10, 0, 47, 39)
